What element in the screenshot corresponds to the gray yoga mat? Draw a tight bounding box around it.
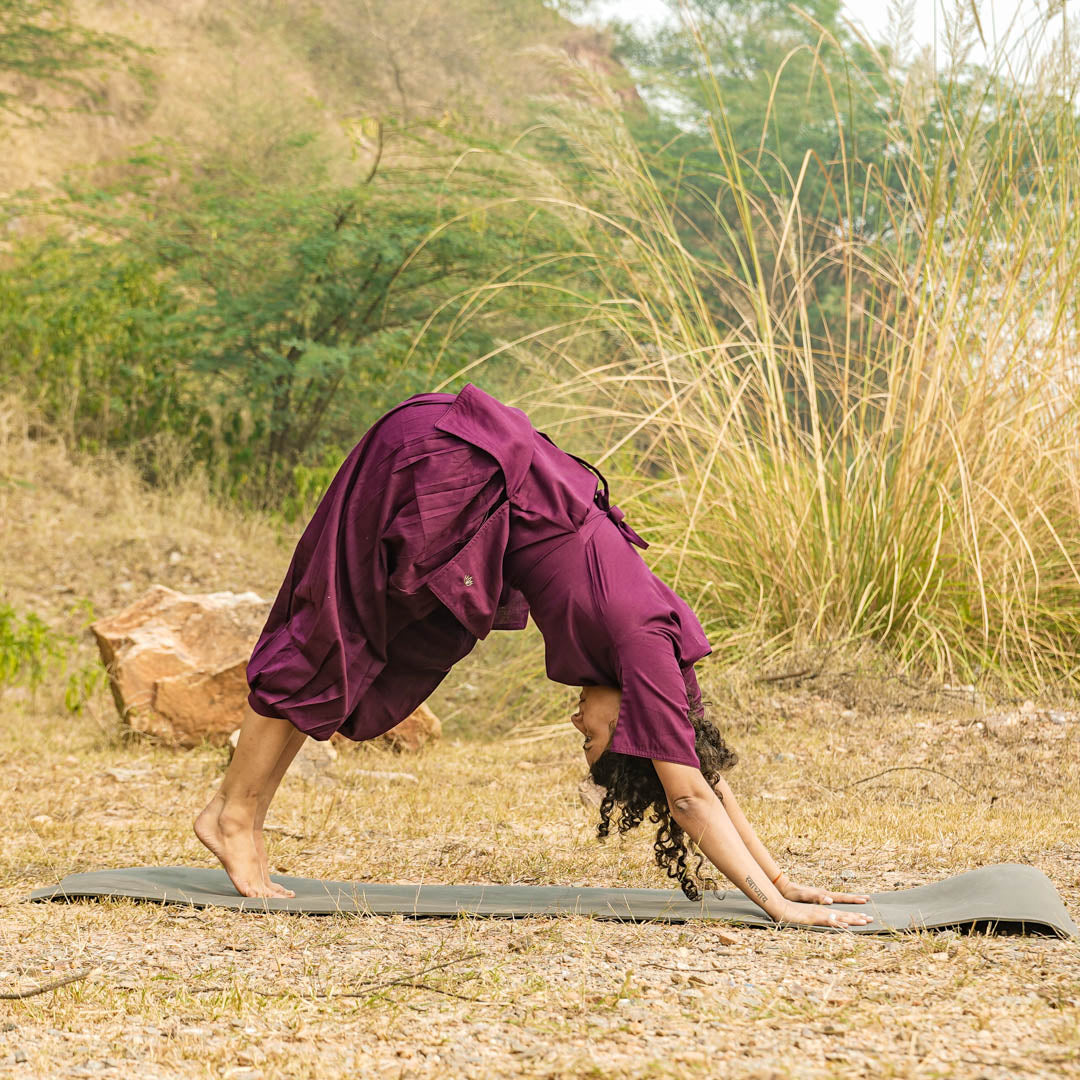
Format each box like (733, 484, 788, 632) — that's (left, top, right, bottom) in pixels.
(31, 863, 1077, 937)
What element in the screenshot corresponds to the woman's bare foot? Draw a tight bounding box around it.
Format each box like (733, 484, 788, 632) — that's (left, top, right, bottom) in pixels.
(194, 796, 291, 899)
(254, 825, 295, 898)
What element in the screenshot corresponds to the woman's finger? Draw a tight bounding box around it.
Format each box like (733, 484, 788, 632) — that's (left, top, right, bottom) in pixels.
(824, 907, 872, 926)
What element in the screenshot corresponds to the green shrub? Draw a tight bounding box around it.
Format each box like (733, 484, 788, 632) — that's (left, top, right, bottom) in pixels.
(1, 126, 581, 505)
(0, 603, 104, 713)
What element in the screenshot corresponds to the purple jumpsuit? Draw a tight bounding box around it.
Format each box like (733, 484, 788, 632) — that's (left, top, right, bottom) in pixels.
(247, 384, 711, 768)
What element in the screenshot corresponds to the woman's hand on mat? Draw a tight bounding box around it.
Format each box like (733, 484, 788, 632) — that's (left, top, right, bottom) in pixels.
(780, 880, 869, 906)
(777, 900, 874, 928)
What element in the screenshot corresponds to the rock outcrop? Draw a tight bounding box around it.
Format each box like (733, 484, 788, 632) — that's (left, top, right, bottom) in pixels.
(368, 701, 442, 753)
(92, 586, 443, 751)
(92, 585, 270, 748)
(578, 775, 606, 810)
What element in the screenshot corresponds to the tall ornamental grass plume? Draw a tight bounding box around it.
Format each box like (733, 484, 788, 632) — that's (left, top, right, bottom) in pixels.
(433, 3, 1080, 689)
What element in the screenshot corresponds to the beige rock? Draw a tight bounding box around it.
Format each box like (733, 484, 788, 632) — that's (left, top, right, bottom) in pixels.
(92, 585, 268, 748)
(371, 701, 442, 752)
(707, 927, 741, 947)
(94, 585, 444, 751)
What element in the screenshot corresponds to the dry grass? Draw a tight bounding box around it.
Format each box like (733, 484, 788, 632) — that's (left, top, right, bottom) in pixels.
(0, 398, 289, 640)
(2, 401, 1079, 1078)
(4, 673, 1080, 1079)
(428, 11, 1080, 688)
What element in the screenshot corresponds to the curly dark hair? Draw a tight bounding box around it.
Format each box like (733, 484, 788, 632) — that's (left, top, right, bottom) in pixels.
(588, 704, 738, 901)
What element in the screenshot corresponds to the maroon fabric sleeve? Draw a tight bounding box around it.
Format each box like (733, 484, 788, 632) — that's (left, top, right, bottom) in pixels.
(608, 630, 701, 768)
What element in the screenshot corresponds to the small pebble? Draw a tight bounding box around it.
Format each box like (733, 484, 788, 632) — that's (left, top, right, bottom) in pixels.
(14, 1049, 27, 1063)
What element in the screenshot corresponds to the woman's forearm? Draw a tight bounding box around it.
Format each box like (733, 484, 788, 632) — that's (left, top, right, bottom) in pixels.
(711, 774, 786, 887)
(672, 791, 786, 915)
(654, 761, 786, 917)
(652, 760, 874, 928)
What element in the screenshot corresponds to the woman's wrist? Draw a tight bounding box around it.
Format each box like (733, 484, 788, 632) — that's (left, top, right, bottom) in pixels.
(762, 871, 790, 918)
(770, 897, 792, 921)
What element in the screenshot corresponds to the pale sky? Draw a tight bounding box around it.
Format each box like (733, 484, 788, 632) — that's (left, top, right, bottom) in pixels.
(585, 0, 1060, 64)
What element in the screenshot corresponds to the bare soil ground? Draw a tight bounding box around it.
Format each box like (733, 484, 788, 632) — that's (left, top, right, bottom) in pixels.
(1, 411, 1078, 1078)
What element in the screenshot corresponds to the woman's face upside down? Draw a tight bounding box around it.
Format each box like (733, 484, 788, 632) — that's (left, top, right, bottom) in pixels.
(571, 686, 620, 766)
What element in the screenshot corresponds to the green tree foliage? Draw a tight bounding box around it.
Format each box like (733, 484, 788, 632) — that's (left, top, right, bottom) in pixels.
(0, 237, 189, 454)
(607, 2, 912, 429)
(0, 604, 66, 688)
(0, 124, 579, 503)
(631, 5, 890, 241)
(0, 0, 144, 121)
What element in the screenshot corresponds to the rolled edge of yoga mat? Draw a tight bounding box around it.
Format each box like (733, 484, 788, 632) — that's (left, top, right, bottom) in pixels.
(29, 863, 1078, 938)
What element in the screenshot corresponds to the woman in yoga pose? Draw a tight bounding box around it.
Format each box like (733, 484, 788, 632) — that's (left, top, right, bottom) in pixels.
(195, 384, 872, 928)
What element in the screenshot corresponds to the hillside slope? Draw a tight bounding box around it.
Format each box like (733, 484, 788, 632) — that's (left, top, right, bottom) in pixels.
(1, 0, 626, 197)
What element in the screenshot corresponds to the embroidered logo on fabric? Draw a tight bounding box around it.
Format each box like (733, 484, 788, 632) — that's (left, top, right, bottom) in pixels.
(463, 574, 475, 586)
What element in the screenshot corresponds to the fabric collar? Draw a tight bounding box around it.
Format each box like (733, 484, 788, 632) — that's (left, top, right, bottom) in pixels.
(434, 383, 536, 495)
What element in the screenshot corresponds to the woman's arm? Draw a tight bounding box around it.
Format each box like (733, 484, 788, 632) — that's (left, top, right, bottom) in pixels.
(710, 773, 869, 907)
(652, 761, 873, 928)
(709, 773, 784, 887)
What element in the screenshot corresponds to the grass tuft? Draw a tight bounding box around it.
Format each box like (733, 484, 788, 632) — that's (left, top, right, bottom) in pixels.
(436, 11, 1080, 690)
